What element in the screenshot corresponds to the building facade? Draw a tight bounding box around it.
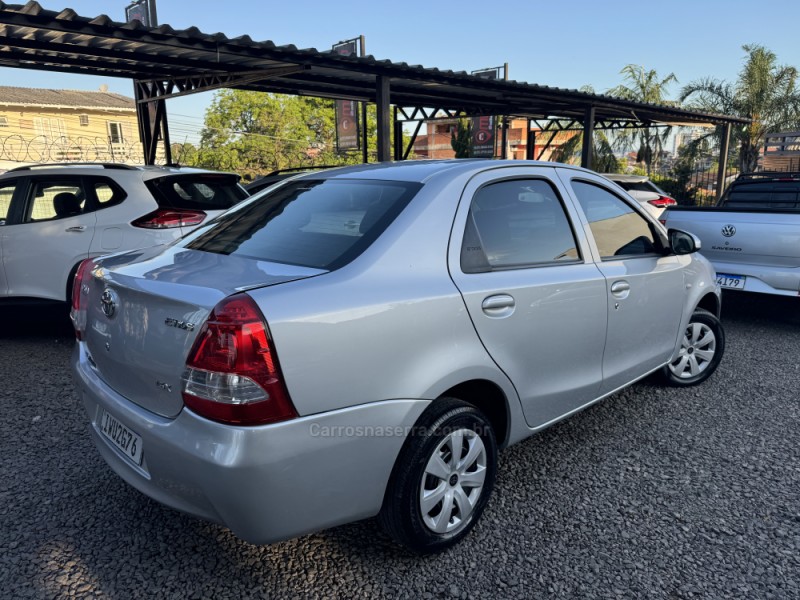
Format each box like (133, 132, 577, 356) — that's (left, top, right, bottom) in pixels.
(0, 86, 144, 170)
(411, 117, 578, 161)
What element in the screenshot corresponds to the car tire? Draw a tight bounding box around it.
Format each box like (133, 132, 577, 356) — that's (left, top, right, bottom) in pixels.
(379, 398, 497, 554)
(662, 308, 725, 386)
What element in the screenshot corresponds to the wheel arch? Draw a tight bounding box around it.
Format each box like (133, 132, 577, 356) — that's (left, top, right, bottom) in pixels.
(696, 291, 720, 318)
(437, 379, 510, 448)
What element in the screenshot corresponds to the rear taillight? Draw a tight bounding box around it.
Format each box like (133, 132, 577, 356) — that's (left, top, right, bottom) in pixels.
(648, 195, 678, 208)
(132, 209, 206, 229)
(70, 258, 96, 340)
(181, 294, 297, 426)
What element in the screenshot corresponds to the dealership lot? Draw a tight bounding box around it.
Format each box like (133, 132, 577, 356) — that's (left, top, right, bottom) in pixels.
(1, 292, 798, 599)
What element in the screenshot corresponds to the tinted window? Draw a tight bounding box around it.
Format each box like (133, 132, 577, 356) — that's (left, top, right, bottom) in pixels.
(26, 179, 86, 222)
(186, 179, 422, 270)
(618, 180, 661, 194)
(571, 181, 658, 259)
(93, 180, 127, 209)
(724, 182, 800, 209)
(461, 179, 579, 272)
(0, 181, 15, 222)
(146, 174, 248, 211)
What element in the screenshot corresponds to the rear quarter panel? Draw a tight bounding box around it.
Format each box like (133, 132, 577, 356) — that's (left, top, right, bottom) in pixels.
(246, 174, 522, 435)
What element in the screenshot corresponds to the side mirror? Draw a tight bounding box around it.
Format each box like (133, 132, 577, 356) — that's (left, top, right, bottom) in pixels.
(668, 228, 701, 255)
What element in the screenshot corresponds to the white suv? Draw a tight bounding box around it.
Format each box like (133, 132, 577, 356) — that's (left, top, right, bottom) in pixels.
(0, 163, 248, 302)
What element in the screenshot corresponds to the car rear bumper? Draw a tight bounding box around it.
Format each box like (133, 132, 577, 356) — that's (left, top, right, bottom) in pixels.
(711, 260, 800, 297)
(72, 343, 429, 544)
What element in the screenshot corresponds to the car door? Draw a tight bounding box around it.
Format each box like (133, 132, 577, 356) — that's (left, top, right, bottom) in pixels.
(0, 178, 22, 297)
(449, 167, 608, 429)
(557, 169, 685, 393)
(1, 176, 97, 301)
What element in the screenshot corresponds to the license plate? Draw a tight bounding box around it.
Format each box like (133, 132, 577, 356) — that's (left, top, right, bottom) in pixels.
(716, 273, 745, 289)
(99, 409, 143, 466)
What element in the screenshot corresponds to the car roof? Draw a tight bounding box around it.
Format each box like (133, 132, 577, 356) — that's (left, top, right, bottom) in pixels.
(287, 159, 594, 184)
(0, 163, 237, 181)
(603, 173, 649, 183)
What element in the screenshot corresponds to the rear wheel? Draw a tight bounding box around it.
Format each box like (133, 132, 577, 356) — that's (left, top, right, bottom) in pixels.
(380, 398, 497, 554)
(662, 308, 724, 386)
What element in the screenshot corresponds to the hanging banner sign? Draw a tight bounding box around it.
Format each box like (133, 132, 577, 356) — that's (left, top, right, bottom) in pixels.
(470, 67, 503, 158)
(125, 1, 152, 26)
(333, 40, 361, 152)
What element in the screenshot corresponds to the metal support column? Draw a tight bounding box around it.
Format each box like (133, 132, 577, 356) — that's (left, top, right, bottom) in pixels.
(501, 116, 509, 159)
(715, 123, 732, 202)
(393, 106, 403, 160)
(581, 106, 595, 169)
(135, 81, 172, 165)
(360, 35, 368, 164)
(376, 76, 391, 162)
(526, 121, 535, 160)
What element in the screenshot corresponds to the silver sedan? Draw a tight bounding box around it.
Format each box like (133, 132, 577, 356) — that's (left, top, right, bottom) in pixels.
(71, 160, 724, 553)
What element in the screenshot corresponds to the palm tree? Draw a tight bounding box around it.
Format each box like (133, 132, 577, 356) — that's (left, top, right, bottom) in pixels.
(680, 44, 800, 173)
(607, 65, 678, 176)
(549, 128, 619, 172)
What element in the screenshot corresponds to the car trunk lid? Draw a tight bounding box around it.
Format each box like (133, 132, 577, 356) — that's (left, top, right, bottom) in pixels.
(81, 246, 324, 418)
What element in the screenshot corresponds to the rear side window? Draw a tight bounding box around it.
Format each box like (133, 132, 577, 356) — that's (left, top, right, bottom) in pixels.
(93, 180, 127, 209)
(571, 181, 659, 259)
(186, 179, 422, 270)
(146, 174, 248, 211)
(461, 179, 580, 273)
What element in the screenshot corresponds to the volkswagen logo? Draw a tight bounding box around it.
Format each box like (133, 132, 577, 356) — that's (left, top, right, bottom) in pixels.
(721, 224, 736, 238)
(100, 288, 118, 318)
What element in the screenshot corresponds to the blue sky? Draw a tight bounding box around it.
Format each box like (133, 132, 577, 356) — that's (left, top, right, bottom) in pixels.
(3, 0, 800, 144)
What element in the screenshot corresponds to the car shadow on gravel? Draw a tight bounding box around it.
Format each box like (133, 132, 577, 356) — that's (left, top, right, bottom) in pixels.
(0, 303, 74, 339)
(720, 290, 800, 327)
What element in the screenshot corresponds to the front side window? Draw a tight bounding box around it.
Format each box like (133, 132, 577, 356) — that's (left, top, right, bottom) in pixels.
(26, 179, 86, 222)
(461, 178, 580, 273)
(571, 180, 658, 259)
(186, 179, 421, 270)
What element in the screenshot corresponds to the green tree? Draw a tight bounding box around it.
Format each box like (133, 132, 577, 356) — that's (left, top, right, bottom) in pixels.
(193, 90, 410, 176)
(680, 44, 800, 173)
(549, 128, 618, 172)
(607, 65, 678, 176)
(450, 118, 472, 158)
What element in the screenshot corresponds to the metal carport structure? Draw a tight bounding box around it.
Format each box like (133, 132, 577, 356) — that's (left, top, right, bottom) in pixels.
(0, 1, 749, 196)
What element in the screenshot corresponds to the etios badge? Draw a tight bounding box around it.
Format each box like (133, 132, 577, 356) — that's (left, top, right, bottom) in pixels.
(100, 288, 119, 318)
(721, 224, 737, 238)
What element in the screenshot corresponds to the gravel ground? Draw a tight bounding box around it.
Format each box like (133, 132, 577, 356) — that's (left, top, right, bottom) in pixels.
(1, 292, 798, 599)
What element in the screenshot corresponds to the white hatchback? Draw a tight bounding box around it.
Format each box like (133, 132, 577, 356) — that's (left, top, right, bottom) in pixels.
(604, 173, 677, 218)
(0, 163, 248, 302)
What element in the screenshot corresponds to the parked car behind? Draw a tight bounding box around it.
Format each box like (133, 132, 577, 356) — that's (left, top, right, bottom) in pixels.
(0, 163, 248, 303)
(244, 166, 335, 195)
(71, 160, 724, 554)
(604, 173, 677, 218)
(663, 171, 800, 296)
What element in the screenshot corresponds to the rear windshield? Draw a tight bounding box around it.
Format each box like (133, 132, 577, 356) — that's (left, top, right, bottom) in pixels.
(145, 174, 248, 211)
(617, 180, 664, 195)
(185, 179, 422, 270)
(723, 181, 800, 209)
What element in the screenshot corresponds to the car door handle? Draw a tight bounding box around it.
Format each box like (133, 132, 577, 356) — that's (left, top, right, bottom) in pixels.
(481, 294, 515, 318)
(65, 226, 86, 232)
(610, 280, 631, 297)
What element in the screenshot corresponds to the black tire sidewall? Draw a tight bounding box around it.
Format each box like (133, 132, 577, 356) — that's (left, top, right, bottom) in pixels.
(664, 309, 725, 386)
(382, 400, 497, 554)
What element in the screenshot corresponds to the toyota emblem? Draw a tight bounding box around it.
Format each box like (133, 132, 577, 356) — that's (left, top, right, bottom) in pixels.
(721, 224, 736, 238)
(100, 288, 118, 318)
